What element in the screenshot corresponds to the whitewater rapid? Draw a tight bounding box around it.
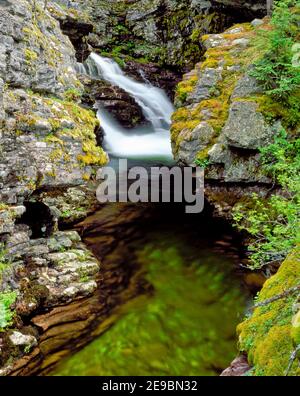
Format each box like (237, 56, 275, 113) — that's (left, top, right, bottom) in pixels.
(77, 53, 174, 160)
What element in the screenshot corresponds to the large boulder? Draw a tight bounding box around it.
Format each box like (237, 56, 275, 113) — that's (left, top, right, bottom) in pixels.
(223, 101, 274, 149)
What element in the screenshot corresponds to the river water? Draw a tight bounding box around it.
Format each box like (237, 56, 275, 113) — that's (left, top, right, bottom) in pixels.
(51, 57, 249, 376)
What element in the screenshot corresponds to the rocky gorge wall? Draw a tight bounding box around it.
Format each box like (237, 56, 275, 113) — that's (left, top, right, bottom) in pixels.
(48, 0, 267, 96)
(170, 18, 277, 218)
(0, 0, 108, 374)
(170, 10, 300, 375)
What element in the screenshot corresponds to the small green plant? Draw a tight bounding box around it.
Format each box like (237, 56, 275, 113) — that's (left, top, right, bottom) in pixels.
(233, 129, 300, 269)
(0, 244, 10, 281)
(195, 158, 210, 168)
(0, 291, 17, 330)
(251, 0, 300, 103)
(64, 88, 82, 102)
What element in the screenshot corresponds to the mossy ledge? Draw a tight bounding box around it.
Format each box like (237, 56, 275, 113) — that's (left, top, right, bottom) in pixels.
(237, 247, 300, 376)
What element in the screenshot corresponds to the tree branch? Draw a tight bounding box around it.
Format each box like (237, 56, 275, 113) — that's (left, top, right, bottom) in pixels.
(251, 283, 300, 310)
(285, 344, 300, 376)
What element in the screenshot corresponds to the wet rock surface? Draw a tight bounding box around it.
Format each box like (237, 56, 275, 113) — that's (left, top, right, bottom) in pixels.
(220, 354, 251, 376)
(82, 78, 146, 129)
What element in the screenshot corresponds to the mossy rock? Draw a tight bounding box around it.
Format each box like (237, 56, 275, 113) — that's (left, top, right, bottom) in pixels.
(238, 248, 300, 376)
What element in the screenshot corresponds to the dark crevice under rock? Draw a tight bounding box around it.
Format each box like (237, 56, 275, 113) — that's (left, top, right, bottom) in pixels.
(16, 202, 55, 239)
(58, 17, 94, 62)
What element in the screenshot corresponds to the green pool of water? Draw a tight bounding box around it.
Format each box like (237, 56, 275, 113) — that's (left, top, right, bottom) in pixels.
(53, 228, 246, 376)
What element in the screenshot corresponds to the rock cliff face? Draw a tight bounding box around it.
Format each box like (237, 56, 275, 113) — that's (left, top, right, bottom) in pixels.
(0, 0, 108, 373)
(0, 0, 107, 206)
(62, 0, 266, 71)
(171, 19, 280, 217)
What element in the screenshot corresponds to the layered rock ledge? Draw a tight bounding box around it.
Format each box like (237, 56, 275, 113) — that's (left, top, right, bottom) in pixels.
(0, 0, 107, 373)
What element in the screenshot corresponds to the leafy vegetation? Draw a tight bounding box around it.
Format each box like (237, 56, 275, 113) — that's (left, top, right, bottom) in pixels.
(233, 129, 299, 270)
(233, 1, 300, 270)
(0, 244, 9, 281)
(251, 0, 300, 126)
(0, 291, 17, 331)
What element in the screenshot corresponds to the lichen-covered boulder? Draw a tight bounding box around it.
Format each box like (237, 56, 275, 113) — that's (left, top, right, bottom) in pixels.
(223, 101, 274, 149)
(171, 19, 276, 186)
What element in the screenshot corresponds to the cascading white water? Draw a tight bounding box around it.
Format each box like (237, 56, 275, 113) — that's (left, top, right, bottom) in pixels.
(77, 53, 174, 161)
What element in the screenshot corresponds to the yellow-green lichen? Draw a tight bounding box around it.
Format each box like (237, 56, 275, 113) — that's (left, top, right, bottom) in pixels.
(24, 48, 38, 63)
(43, 98, 108, 167)
(175, 74, 198, 105)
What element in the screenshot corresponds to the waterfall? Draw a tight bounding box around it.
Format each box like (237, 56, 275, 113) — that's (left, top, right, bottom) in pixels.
(77, 54, 174, 161)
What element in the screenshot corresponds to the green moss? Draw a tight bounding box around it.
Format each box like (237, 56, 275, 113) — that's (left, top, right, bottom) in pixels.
(63, 88, 82, 102)
(170, 119, 201, 152)
(0, 244, 9, 283)
(291, 311, 300, 345)
(256, 93, 300, 131)
(0, 203, 9, 211)
(238, 248, 300, 376)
